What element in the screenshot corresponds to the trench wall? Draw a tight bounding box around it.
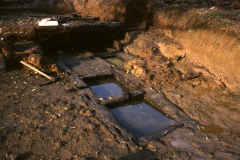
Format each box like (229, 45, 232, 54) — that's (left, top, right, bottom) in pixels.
(32, 0, 240, 93)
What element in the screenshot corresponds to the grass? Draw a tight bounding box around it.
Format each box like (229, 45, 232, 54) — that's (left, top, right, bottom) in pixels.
(196, 10, 230, 23)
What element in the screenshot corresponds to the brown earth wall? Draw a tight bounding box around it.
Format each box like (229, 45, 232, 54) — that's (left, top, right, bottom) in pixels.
(32, 0, 240, 93)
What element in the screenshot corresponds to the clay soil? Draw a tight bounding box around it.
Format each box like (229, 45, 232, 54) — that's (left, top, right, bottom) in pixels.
(1, 0, 240, 160)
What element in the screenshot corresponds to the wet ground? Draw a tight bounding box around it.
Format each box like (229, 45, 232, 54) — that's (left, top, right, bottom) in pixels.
(0, 1, 240, 160)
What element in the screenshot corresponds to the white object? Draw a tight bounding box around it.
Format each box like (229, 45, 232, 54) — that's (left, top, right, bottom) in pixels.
(41, 18, 51, 22)
(38, 18, 59, 26)
(62, 24, 70, 27)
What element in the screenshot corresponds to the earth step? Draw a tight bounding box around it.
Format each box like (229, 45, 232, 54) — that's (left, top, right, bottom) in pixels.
(143, 86, 200, 129)
(138, 123, 184, 146)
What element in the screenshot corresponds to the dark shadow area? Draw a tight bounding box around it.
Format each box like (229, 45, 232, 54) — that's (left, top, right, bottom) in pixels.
(4, 24, 129, 52)
(52, 0, 76, 14)
(0, 0, 35, 6)
(15, 152, 32, 160)
(112, 0, 154, 29)
(118, 148, 172, 160)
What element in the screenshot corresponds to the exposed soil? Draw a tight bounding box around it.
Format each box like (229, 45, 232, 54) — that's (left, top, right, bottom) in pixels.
(1, 0, 240, 160)
(32, 0, 240, 93)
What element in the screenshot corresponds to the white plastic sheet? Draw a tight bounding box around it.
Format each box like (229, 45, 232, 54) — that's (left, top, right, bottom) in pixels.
(38, 18, 58, 26)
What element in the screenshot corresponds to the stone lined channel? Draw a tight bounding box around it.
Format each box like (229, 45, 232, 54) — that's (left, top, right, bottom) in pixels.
(55, 49, 198, 145)
(86, 77, 178, 138)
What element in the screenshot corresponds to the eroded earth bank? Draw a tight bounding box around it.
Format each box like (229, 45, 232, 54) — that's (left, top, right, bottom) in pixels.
(0, 0, 240, 159)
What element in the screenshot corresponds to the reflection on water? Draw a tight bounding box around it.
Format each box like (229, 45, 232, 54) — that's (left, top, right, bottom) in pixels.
(109, 100, 177, 137)
(88, 78, 128, 98)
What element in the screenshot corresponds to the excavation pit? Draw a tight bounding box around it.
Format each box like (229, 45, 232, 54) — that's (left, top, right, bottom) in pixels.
(1, 1, 240, 159)
(108, 99, 177, 138)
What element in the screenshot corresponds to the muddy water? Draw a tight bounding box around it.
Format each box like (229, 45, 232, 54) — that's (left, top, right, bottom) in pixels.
(87, 78, 129, 98)
(108, 100, 177, 137)
(105, 58, 123, 67)
(192, 86, 240, 136)
(202, 124, 223, 133)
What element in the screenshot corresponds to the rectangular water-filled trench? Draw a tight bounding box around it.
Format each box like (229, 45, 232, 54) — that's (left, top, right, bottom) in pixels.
(87, 78, 128, 98)
(108, 100, 177, 137)
(86, 78, 177, 138)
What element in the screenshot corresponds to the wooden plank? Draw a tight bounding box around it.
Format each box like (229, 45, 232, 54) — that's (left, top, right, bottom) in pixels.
(78, 88, 99, 100)
(55, 59, 88, 88)
(99, 94, 129, 106)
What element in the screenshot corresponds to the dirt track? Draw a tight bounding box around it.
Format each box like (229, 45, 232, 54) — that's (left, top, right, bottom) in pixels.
(0, 0, 240, 159)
